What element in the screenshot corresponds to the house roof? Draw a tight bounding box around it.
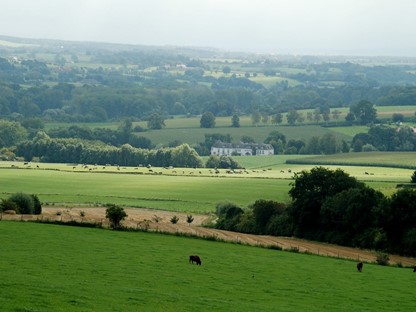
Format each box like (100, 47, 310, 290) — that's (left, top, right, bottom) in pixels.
(212, 141, 273, 150)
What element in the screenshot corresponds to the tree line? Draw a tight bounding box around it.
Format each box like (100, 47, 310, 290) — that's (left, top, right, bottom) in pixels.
(214, 167, 416, 257)
(15, 135, 203, 168)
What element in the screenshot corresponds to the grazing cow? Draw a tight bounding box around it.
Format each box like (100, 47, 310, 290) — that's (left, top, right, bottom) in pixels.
(189, 255, 202, 265)
(357, 262, 363, 272)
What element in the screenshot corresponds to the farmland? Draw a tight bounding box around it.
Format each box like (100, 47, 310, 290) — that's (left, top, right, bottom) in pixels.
(1, 152, 414, 212)
(0, 221, 415, 312)
(1, 36, 416, 311)
(42, 105, 416, 147)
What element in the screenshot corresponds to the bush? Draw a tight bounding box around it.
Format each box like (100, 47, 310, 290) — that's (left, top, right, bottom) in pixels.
(375, 252, 390, 265)
(170, 215, 179, 224)
(105, 204, 127, 229)
(8, 192, 34, 214)
(32, 194, 42, 214)
(0, 199, 19, 212)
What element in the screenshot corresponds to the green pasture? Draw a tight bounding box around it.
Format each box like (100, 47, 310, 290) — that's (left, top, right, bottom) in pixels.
(1, 222, 414, 312)
(249, 75, 301, 87)
(0, 165, 292, 212)
(1, 157, 414, 212)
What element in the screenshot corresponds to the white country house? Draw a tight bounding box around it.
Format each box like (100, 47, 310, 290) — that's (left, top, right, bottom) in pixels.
(211, 141, 274, 156)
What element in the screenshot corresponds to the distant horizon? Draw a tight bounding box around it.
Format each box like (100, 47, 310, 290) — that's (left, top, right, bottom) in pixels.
(3, 33, 416, 60)
(1, 0, 415, 58)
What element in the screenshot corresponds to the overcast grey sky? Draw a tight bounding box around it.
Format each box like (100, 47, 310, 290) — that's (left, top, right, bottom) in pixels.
(1, 0, 415, 56)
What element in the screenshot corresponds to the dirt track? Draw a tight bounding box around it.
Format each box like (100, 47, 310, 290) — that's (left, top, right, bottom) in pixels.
(3, 207, 416, 267)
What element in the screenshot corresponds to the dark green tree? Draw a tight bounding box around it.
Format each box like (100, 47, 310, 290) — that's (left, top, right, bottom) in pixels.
(251, 200, 285, 234)
(392, 113, 404, 123)
(31, 194, 42, 215)
(349, 100, 377, 125)
(320, 186, 385, 247)
(117, 118, 133, 143)
(147, 113, 165, 130)
(241, 135, 255, 143)
(272, 113, 283, 124)
(289, 167, 363, 238)
(171, 144, 203, 168)
(286, 109, 299, 125)
(215, 202, 244, 231)
(265, 130, 286, 154)
(105, 204, 128, 229)
(382, 189, 416, 256)
(0, 120, 28, 147)
(200, 112, 216, 128)
(231, 114, 240, 127)
(8, 192, 35, 214)
(411, 171, 416, 183)
(0, 199, 19, 212)
(222, 66, 231, 74)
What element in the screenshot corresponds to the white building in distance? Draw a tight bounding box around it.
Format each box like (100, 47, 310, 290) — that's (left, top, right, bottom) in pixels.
(211, 141, 274, 156)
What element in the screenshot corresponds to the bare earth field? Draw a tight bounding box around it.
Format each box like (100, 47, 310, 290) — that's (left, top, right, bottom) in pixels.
(3, 207, 416, 267)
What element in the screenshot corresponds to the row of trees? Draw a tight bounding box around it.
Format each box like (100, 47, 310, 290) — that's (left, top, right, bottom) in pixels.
(352, 125, 416, 152)
(16, 136, 203, 168)
(214, 167, 416, 257)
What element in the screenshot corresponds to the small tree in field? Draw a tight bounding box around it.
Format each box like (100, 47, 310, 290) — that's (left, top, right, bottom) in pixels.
(186, 215, 194, 226)
(105, 204, 127, 229)
(170, 215, 179, 224)
(411, 171, 416, 183)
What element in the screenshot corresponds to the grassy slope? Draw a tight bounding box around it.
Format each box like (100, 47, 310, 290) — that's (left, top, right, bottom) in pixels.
(1, 222, 414, 312)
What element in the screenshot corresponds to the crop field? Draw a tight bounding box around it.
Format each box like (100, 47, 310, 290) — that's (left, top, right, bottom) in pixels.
(0, 221, 414, 312)
(286, 151, 416, 169)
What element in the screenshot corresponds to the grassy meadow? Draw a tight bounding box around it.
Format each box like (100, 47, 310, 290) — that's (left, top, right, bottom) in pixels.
(1, 152, 414, 212)
(1, 221, 415, 312)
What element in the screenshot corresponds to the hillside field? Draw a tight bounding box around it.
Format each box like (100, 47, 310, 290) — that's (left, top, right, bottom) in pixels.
(44, 105, 416, 146)
(0, 221, 415, 312)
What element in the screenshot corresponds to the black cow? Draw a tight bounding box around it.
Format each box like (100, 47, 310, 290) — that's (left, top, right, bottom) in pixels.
(413, 266, 416, 272)
(189, 255, 202, 265)
(357, 262, 363, 272)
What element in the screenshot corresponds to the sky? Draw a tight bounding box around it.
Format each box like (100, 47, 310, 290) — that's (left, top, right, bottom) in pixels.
(1, 0, 416, 56)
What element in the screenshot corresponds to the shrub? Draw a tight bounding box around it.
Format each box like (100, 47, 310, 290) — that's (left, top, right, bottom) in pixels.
(8, 192, 34, 214)
(105, 204, 127, 229)
(32, 194, 42, 214)
(186, 215, 194, 225)
(375, 252, 390, 265)
(0, 199, 19, 212)
(170, 215, 179, 224)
